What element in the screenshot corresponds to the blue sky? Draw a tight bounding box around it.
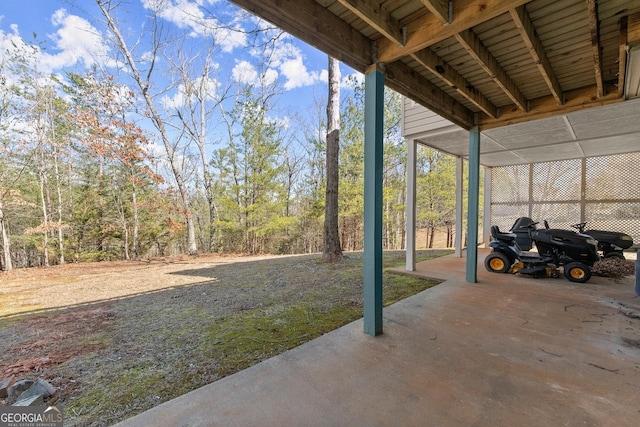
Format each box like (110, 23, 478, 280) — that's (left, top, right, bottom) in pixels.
(0, 0, 360, 137)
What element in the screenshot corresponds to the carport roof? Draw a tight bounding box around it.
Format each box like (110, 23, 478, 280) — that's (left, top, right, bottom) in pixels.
(229, 0, 640, 136)
(410, 97, 640, 167)
(228, 0, 640, 168)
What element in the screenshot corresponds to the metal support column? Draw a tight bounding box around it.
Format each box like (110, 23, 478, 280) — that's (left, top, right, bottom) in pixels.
(466, 127, 480, 283)
(455, 156, 463, 258)
(483, 166, 492, 246)
(363, 67, 384, 336)
(406, 139, 417, 271)
(528, 163, 534, 219)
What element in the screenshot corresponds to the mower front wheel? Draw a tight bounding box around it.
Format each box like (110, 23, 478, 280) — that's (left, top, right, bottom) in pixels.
(563, 262, 592, 283)
(485, 252, 511, 274)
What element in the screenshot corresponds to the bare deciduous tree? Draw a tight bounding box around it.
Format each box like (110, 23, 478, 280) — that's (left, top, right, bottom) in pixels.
(96, 0, 198, 254)
(323, 56, 342, 262)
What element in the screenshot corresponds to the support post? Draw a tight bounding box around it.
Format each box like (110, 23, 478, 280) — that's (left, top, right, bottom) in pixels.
(466, 127, 480, 283)
(580, 158, 587, 223)
(455, 156, 464, 258)
(528, 163, 534, 219)
(363, 67, 384, 336)
(483, 166, 492, 245)
(406, 139, 417, 271)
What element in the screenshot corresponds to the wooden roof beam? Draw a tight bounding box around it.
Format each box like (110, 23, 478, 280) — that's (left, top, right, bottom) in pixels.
(478, 83, 621, 130)
(377, 0, 533, 63)
(411, 48, 498, 118)
(382, 61, 475, 129)
(455, 29, 529, 112)
(628, 12, 640, 45)
(625, 13, 640, 98)
(587, 0, 604, 98)
(510, 6, 564, 105)
(228, 0, 373, 73)
(419, 0, 451, 25)
(335, 0, 404, 46)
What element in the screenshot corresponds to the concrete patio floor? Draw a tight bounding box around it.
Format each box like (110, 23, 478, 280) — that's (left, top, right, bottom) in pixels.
(115, 249, 640, 427)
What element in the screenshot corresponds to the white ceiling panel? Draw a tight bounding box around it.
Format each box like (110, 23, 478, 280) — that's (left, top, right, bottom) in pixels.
(572, 116, 640, 139)
(489, 128, 576, 150)
(478, 152, 527, 167)
(482, 116, 568, 140)
(579, 134, 640, 157)
(566, 98, 640, 125)
(513, 143, 584, 163)
(411, 100, 640, 167)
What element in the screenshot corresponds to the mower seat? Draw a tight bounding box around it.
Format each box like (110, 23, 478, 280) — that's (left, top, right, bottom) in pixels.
(491, 225, 517, 244)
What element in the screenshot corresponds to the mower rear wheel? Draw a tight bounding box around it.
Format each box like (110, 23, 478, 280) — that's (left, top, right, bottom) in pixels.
(485, 252, 511, 274)
(604, 251, 625, 260)
(563, 262, 592, 283)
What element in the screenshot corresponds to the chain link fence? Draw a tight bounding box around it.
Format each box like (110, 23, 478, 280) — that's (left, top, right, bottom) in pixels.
(490, 152, 640, 244)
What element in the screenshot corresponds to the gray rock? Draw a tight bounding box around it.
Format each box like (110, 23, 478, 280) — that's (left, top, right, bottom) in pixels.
(0, 376, 16, 398)
(13, 393, 44, 406)
(19, 378, 57, 401)
(7, 379, 33, 401)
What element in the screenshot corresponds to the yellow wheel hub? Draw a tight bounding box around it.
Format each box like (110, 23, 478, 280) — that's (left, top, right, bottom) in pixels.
(570, 268, 585, 279)
(490, 258, 505, 270)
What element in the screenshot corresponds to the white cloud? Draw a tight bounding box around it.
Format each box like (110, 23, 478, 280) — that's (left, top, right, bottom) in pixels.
(280, 56, 324, 90)
(232, 60, 258, 85)
(248, 40, 325, 91)
(231, 60, 280, 87)
(41, 9, 114, 71)
(0, 25, 28, 68)
(0, 11, 113, 76)
(141, 0, 246, 52)
(262, 68, 278, 87)
(271, 115, 290, 130)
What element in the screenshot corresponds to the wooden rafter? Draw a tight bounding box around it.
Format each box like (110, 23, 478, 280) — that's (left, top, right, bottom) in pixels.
(455, 29, 529, 112)
(510, 6, 563, 105)
(587, 0, 604, 98)
(377, 0, 532, 63)
(419, 0, 450, 25)
(478, 84, 621, 130)
(335, 0, 403, 46)
(626, 13, 640, 98)
(411, 49, 498, 118)
(229, 0, 473, 129)
(382, 61, 475, 129)
(629, 12, 640, 44)
(228, 0, 373, 72)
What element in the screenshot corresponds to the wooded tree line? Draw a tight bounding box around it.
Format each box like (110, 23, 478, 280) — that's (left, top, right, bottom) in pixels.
(0, 2, 461, 271)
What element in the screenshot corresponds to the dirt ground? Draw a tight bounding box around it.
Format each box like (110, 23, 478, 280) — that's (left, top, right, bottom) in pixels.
(0, 254, 278, 404)
(0, 250, 446, 426)
(0, 253, 280, 317)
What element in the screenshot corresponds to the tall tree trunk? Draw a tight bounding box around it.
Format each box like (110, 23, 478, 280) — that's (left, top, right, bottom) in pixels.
(52, 146, 65, 264)
(0, 201, 13, 272)
(131, 172, 140, 260)
(38, 167, 49, 267)
(429, 225, 435, 249)
(323, 56, 342, 262)
(198, 61, 216, 252)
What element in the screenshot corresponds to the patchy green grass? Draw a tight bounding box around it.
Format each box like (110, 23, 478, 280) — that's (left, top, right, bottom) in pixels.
(5, 249, 450, 426)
